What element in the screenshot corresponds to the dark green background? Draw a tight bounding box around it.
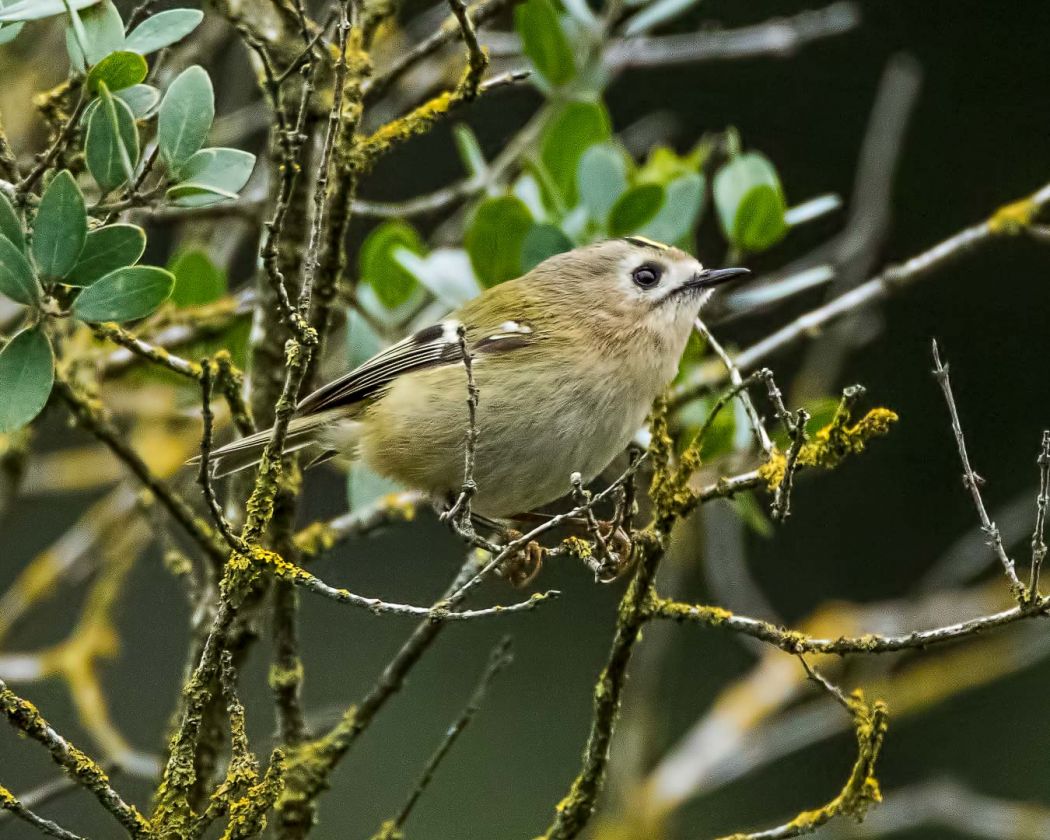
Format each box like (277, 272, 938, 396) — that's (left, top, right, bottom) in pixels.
(4, 1, 1050, 837)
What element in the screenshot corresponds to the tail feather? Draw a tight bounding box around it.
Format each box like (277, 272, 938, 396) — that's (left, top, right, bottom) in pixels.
(189, 412, 347, 478)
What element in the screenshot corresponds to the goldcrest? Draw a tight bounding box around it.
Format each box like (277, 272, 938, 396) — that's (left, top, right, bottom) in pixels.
(206, 236, 748, 518)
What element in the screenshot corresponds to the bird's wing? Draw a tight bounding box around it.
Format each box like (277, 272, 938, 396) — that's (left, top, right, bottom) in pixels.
(296, 318, 536, 416)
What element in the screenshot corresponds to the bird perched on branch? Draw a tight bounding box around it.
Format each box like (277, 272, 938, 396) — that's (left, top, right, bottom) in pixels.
(203, 236, 748, 519)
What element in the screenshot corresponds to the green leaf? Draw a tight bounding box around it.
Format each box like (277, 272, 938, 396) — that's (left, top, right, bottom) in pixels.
(0, 22, 25, 45)
(360, 221, 425, 309)
(713, 152, 788, 252)
(65, 0, 123, 70)
(168, 249, 227, 306)
(540, 101, 611, 206)
(158, 65, 214, 172)
(577, 143, 628, 223)
(452, 124, 487, 179)
(0, 234, 39, 305)
(124, 8, 203, 54)
(32, 171, 86, 280)
(521, 223, 572, 272)
(87, 50, 148, 93)
(637, 143, 708, 185)
(72, 265, 174, 322)
(608, 184, 664, 236)
(68, 224, 145, 287)
(167, 147, 255, 207)
(640, 172, 704, 244)
(115, 83, 160, 117)
(514, 0, 575, 86)
(465, 196, 533, 287)
(86, 86, 139, 192)
(0, 191, 23, 249)
(0, 0, 99, 22)
(0, 326, 54, 433)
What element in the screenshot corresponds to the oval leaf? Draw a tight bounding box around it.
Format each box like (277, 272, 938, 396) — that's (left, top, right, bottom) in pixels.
(0, 234, 39, 304)
(713, 152, 788, 252)
(32, 171, 86, 280)
(124, 8, 203, 55)
(168, 249, 227, 306)
(577, 143, 629, 223)
(0, 327, 54, 432)
(65, 0, 123, 70)
(466, 196, 534, 287)
(158, 65, 214, 173)
(360, 221, 425, 309)
(116, 83, 161, 117)
(541, 101, 611, 206)
(168, 147, 255, 207)
(608, 184, 665, 236)
(0, 191, 23, 249)
(640, 172, 704, 244)
(86, 88, 139, 192)
(521, 223, 572, 272)
(87, 50, 148, 93)
(68, 224, 146, 287)
(73, 265, 174, 322)
(514, 0, 575, 87)
(0, 0, 99, 22)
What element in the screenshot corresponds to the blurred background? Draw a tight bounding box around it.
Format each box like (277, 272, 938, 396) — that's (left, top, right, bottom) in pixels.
(3, 1, 1050, 838)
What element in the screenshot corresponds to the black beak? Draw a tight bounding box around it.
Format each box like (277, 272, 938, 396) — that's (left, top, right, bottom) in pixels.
(687, 266, 751, 290)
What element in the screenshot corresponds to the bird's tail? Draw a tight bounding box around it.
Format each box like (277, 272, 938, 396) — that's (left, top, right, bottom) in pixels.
(189, 411, 349, 478)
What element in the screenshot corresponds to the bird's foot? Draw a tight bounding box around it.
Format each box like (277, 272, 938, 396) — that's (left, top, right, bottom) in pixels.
(496, 529, 546, 588)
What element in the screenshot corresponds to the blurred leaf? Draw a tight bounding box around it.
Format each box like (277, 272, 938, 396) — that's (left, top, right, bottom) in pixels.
(466, 195, 533, 287)
(360, 221, 425, 309)
(515, 0, 575, 87)
(0, 234, 38, 304)
(541, 101, 611, 206)
(72, 265, 174, 322)
(624, 0, 701, 35)
(166, 147, 255, 207)
(0, 326, 54, 433)
(395, 248, 480, 308)
(771, 396, 841, 449)
(521, 223, 572, 271)
(713, 152, 787, 252)
(87, 51, 148, 93)
(637, 143, 707, 184)
(0, 0, 99, 22)
(732, 491, 773, 538)
(64, 0, 122, 69)
(608, 184, 664, 236)
(512, 172, 547, 220)
(68, 224, 145, 287)
(577, 143, 628, 223)
(168, 248, 227, 306)
(32, 171, 86, 280)
(0, 191, 23, 249)
(640, 172, 704, 244)
(0, 21, 25, 44)
(348, 462, 404, 510)
(346, 304, 384, 367)
(158, 65, 214, 172)
(86, 85, 139, 192)
(453, 123, 487, 179)
(124, 8, 203, 54)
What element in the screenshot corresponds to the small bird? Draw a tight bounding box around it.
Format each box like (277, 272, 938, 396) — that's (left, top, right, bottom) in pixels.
(206, 236, 748, 519)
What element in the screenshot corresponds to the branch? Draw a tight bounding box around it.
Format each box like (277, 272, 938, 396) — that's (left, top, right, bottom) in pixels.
(0, 785, 85, 840)
(675, 180, 1050, 401)
(0, 680, 150, 838)
(93, 322, 202, 380)
(1029, 430, 1050, 598)
(371, 637, 513, 839)
(931, 339, 1026, 600)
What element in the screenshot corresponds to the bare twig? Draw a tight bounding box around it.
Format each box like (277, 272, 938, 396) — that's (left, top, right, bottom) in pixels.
(198, 360, 250, 553)
(931, 340, 1025, 600)
(771, 409, 809, 522)
(440, 325, 480, 533)
(372, 637, 514, 838)
(0, 786, 85, 840)
(1029, 430, 1050, 599)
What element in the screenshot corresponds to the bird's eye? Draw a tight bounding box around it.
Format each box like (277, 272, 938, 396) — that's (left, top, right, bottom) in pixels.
(632, 263, 662, 289)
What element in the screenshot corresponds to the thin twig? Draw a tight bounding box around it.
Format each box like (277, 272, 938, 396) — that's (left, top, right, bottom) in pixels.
(931, 339, 1025, 600)
(0, 786, 85, 840)
(375, 637, 514, 838)
(92, 322, 202, 379)
(198, 360, 250, 553)
(1029, 430, 1050, 599)
(771, 409, 809, 522)
(440, 325, 479, 532)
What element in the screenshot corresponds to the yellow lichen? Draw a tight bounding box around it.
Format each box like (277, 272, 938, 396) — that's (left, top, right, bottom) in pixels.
(988, 195, 1038, 234)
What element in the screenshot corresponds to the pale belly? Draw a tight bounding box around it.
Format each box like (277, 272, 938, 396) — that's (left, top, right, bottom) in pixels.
(354, 357, 659, 518)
